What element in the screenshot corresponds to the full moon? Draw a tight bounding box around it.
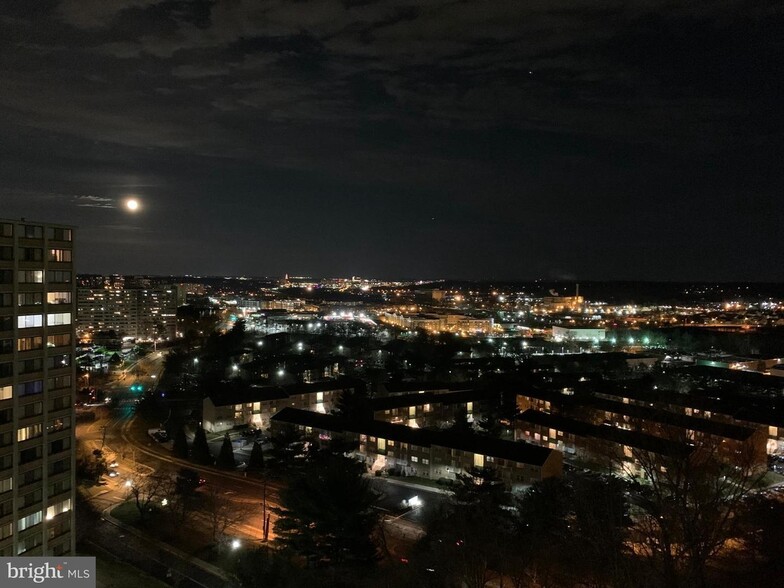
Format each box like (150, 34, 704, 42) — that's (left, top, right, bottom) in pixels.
(125, 198, 140, 212)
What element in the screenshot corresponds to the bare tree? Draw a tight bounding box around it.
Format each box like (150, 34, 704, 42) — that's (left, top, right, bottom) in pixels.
(126, 467, 175, 523)
(622, 430, 765, 588)
(203, 481, 245, 544)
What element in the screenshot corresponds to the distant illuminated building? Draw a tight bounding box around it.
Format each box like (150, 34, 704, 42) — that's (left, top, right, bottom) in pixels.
(551, 326, 606, 342)
(77, 281, 182, 340)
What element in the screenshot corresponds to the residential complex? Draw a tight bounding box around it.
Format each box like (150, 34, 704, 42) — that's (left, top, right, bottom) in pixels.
(272, 407, 562, 489)
(0, 218, 76, 556)
(76, 278, 182, 341)
(202, 378, 357, 432)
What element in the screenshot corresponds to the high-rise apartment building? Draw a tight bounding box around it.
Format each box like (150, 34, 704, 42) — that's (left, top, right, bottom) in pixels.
(76, 281, 181, 341)
(0, 219, 76, 556)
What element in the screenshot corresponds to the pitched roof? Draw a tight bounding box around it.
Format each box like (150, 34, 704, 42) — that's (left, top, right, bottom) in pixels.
(272, 407, 555, 466)
(517, 409, 692, 458)
(207, 377, 359, 407)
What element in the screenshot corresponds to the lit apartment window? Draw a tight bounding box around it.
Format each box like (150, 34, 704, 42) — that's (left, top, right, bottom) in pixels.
(47, 249, 72, 263)
(17, 510, 42, 532)
(46, 312, 71, 326)
(18, 315, 43, 329)
(0, 522, 11, 540)
(422, 458, 429, 465)
(0, 386, 11, 401)
(46, 417, 71, 433)
(17, 423, 44, 442)
(18, 270, 43, 283)
(45, 498, 71, 520)
(17, 336, 43, 351)
(47, 333, 71, 348)
(47, 292, 72, 305)
(411, 456, 418, 463)
(0, 477, 12, 493)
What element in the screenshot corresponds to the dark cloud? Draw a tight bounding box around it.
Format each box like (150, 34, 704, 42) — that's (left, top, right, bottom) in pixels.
(73, 195, 116, 209)
(0, 0, 781, 279)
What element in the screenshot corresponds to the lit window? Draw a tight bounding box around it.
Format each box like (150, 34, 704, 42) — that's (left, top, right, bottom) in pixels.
(45, 498, 71, 520)
(18, 270, 43, 284)
(17, 511, 42, 532)
(47, 249, 72, 263)
(17, 423, 43, 442)
(46, 292, 71, 305)
(18, 315, 43, 329)
(46, 313, 71, 326)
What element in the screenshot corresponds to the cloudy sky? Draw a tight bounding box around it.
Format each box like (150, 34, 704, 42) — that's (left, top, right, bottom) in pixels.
(0, 0, 781, 280)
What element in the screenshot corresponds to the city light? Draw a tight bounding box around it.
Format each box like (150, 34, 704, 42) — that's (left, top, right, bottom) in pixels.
(231, 539, 241, 550)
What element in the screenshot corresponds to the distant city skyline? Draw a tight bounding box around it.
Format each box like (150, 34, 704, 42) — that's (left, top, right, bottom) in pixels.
(1, 2, 781, 281)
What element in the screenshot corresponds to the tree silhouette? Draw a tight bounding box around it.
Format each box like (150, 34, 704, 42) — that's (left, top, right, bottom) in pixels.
(247, 440, 265, 472)
(217, 432, 236, 469)
(272, 450, 380, 565)
(191, 425, 213, 465)
(173, 426, 189, 459)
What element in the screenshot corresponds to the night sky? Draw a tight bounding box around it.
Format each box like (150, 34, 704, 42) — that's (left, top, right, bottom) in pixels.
(0, 1, 781, 281)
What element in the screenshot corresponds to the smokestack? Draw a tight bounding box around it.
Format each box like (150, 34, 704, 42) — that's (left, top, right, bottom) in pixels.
(575, 283, 579, 297)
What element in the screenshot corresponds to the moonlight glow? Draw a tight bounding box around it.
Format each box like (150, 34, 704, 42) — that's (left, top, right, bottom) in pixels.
(125, 198, 140, 212)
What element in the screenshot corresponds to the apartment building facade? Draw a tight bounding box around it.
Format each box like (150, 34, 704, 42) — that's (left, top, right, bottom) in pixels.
(76, 281, 181, 341)
(0, 219, 76, 556)
(202, 379, 358, 432)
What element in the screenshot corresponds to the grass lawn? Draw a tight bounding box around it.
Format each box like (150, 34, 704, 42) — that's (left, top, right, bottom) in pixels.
(111, 500, 143, 526)
(760, 470, 784, 487)
(79, 543, 170, 588)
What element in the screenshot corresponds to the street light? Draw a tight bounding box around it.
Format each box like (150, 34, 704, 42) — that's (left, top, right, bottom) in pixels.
(231, 539, 241, 550)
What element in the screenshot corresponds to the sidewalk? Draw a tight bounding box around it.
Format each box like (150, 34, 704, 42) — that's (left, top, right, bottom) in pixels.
(102, 502, 234, 587)
(374, 475, 452, 495)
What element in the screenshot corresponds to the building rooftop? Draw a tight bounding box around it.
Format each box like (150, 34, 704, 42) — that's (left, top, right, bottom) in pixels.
(517, 409, 691, 458)
(208, 377, 360, 407)
(272, 407, 556, 466)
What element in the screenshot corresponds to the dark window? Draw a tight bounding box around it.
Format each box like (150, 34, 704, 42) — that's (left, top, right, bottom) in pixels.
(0, 247, 12, 261)
(21, 248, 43, 262)
(20, 446, 42, 464)
(46, 227, 72, 241)
(22, 225, 43, 239)
(17, 292, 43, 306)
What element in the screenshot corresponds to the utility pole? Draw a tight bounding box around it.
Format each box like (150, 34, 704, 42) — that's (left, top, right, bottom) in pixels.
(261, 477, 268, 541)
